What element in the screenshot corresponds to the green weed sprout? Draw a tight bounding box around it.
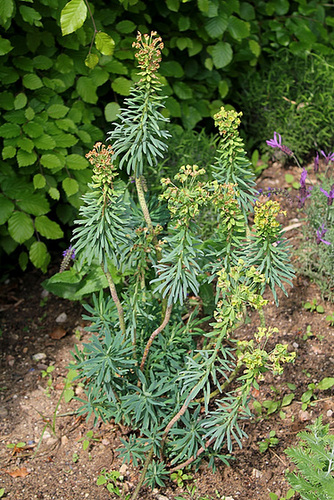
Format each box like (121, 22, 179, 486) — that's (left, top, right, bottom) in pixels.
(68, 31, 295, 498)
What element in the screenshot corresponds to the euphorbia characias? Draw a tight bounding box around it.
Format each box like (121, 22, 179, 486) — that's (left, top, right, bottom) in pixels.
(67, 32, 295, 498)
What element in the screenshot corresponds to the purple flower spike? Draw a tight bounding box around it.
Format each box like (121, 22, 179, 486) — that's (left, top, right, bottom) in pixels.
(266, 132, 293, 156)
(62, 245, 76, 260)
(320, 150, 334, 165)
(300, 168, 307, 189)
(320, 184, 334, 206)
(297, 168, 312, 207)
(314, 152, 319, 173)
(316, 224, 331, 245)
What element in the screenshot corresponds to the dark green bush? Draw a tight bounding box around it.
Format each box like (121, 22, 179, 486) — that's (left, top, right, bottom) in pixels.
(238, 51, 334, 158)
(0, 0, 332, 272)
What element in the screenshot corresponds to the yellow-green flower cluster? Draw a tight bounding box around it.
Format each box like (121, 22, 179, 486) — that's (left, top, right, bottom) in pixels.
(214, 106, 242, 137)
(132, 31, 164, 84)
(254, 200, 286, 240)
(160, 165, 210, 227)
(237, 326, 295, 380)
(86, 142, 118, 195)
(213, 261, 268, 334)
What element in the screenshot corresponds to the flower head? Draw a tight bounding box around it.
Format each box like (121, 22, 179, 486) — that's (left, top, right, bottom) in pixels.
(266, 132, 293, 156)
(62, 245, 76, 260)
(320, 184, 334, 206)
(297, 168, 312, 207)
(316, 224, 331, 245)
(60, 245, 76, 272)
(320, 150, 334, 165)
(314, 152, 319, 173)
(132, 31, 164, 83)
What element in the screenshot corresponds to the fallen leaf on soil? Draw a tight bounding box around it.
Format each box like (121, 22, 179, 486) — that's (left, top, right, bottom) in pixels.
(49, 326, 67, 339)
(5, 467, 30, 478)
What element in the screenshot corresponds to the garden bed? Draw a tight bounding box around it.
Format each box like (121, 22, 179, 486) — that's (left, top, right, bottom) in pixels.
(0, 161, 333, 500)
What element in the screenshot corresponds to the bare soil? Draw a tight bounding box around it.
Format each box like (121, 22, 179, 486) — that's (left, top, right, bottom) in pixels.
(0, 162, 333, 500)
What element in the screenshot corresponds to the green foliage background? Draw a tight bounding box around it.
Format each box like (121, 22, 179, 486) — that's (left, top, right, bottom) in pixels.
(238, 51, 334, 158)
(0, 0, 333, 272)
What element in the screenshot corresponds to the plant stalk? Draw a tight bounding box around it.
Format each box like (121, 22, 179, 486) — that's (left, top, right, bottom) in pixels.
(194, 364, 241, 404)
(140, 304, 173, 371)
(101, 263, 126, 336)
(135, 175, 153, 232)
(130, 445, 154, 500)
(168, 437, 216, 473)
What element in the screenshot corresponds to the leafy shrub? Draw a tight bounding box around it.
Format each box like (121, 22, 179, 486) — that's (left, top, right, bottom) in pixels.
(264, 130, 334, 300)
(298, 175, 334, 301)
(238, 51, 334, 158)
(1, 0, 331, 273)
(65, 32, 296, 493)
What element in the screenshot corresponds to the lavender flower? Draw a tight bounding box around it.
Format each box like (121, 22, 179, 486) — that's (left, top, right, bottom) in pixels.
(298, 168, 312, 207)
(320, 184, 334, 206)
(266, 132, 293, 156)
(62, 245, 76, 259)
(314, 152, 319, 173)
(316, 224, 331, 245)
(320, 150, 334, 165)
(60, 245, 76, 272)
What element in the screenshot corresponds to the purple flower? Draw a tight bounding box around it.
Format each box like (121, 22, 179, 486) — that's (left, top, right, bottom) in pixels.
(266, 132, 293, 156)
(316, 224, 331, 245)
(314, 152, 319, 173)
(320, 184, 334, 206)
(320, 150, 334, 165)
(298, 168, 312, 207)
(62, 245, 76, 260)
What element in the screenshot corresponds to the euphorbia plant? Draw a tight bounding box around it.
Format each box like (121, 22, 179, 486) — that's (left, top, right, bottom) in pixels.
(67, 32, 295, 497)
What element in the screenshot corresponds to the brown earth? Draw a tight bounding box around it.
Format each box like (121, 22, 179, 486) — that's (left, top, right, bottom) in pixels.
(0, 162, 333, 500)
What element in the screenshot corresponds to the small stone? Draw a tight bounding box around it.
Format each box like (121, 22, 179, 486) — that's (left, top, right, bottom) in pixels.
(299, 410, 311, 422)
(43, 431, 51, 439)
(6, 354, 15, 366)
(45, 437, 58, 446)
(119, 464, 127, 475)
(41, 289, 49, 299)
(311, 344, 322, 355)
(32, 353, 47, 362)
(61, 436, 69, 446)
(327, 409, 333, 418)
(0, 407, 9, 418)
(37, 363, 48, 370)
(252, 468, 262, 479)
(56, 312, 67, 323)
(49, 326, 67, 340)
(102, 438, 110, 446)
(75, 386, 84, 396)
